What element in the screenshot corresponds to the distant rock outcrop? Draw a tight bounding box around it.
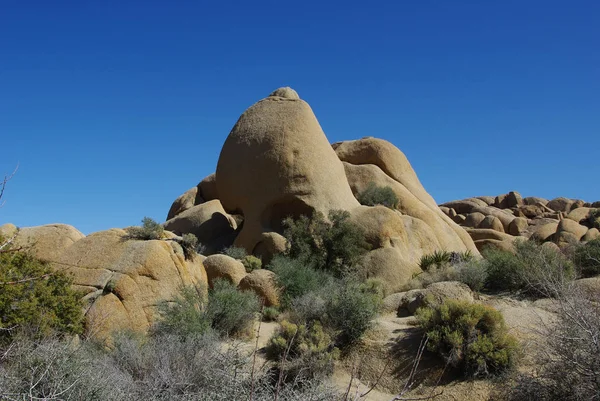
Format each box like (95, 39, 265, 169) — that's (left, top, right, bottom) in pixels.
(440, 192, 599, 251)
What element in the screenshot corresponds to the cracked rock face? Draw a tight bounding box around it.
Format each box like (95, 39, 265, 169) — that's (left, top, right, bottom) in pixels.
(54, 229, 207, 341)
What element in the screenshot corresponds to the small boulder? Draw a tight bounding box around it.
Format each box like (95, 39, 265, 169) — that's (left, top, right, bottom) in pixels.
(238, 269, 279, 307)
(508, 217, 529, 236)
(464, 212, 486, 228)
(583, 228, 600, 241)
(203, 254, 247, 287)
(556, 218, 588, 242)
(547, 197, 575, 213)
(531, 222, 559, 242)
(479, 215, 505, 233)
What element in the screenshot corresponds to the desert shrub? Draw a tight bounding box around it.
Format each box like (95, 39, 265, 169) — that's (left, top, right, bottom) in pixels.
(154, 285, 210, 338)
(0, 335, 131, 400)
(571, 238, 600, 277)
(484, 240, 574, 297)
(268, 255, 334, 308)
(289, 291, 328, 324)
(266, 320, 338, 382)
(178, 233, 198, 259)
(416, 300, 517, 378)
(262, 306, 280, 322)
(126, 217, 165, 240)
(282, 210, 370, 277)
(207, 279, 260, 337)
(242, 255, 262, 272)
(222, 246, 247, 260)
(155, 280, 259, 338)
(419, 250, 452, 271)
(323, 280, 382, 347)
(504, 285, 600, 401)
(356, 182, 399, 209)
(455, 260, 488, 292)
(0, 331, 338, 401)
(407, 257, 487, 292)
(0, 250, 83, 343)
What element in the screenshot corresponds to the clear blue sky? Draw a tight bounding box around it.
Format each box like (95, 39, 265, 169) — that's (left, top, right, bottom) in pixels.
(1, 1, 599, 234)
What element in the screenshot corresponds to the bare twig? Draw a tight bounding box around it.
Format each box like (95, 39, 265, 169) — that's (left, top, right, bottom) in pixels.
(249, 303, 264, 401)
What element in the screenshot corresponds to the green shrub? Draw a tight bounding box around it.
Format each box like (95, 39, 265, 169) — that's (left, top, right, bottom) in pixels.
(571, 238, 600, 277)
(125, 217, 165, 240)
(268, 255, 334, 308)
(207, 279, 260, 337)
(0, 250, 83, 343)
(356, 182, 399, 209)
(242, 255, 262, 272)
(323, 280, 382, 347)
(178, 233, 199, 260)
(419, 250, 452, 271)
(266, 319, 338, 382)
(456, 260, 488, 292)
(282, 210, 370, 277)
(408, 255, 487, 292)
(416, 300, 518, 378)
(484, 240, 574, 297)
(155, 280, 260, 338)
(262, 306, 280, 322)
(154, 285, 210, 338)
(222, 246, 247, 260)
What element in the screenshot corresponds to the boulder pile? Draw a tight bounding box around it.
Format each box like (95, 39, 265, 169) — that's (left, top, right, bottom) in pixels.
(440, 193, 600, 251)
(166, 87, 479, 294)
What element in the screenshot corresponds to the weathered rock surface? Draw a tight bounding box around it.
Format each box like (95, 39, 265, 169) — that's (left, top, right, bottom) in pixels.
(215, 88, 359, 254)
(9, 224, 85, 262)
(203, 254, 247, 288)
(441, 193, 597, 248)
(164, 199, 238, 252)
(238, 269, 279, 307)
(53, 228, 207, 340)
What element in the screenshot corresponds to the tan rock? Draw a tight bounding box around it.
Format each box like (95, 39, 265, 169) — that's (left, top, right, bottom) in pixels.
(453, 214, 467, 224)
(566, 207, 593, 223)
(556, 218, 588, 241)
(547, 197, 575, 213)
(475, 196, 495, 206)
(216, 88, 359, 253)
(252, 232, 287, 264)
(465, 228, 514, 242)
(474, 239, 515, 253)
(479, 215, 505, 233)
(164, 200, 237, 251)
(199, 173, 219, 202)
(166, 185, 202, 220)
(360, 247, 421, 295)
(583, 228, 600, 241)
(425, 281, 475, 305)
(203, 254, 247, 288)
(12, 224, 84, 262)
(55, 229, 208, 341)
(494, 192, 522, 209)
(238, 269, 279, 307)
(508, 217, 529, 236)
(464, 212, 486, 228)
(342, 161, 477, 253)
(524, 197, 548, 206)
(531, 222, 559, 242)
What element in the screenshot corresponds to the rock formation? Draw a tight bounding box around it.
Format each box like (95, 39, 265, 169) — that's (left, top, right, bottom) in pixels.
(440, 192, 599, 251)
(167, 87, 479, 294)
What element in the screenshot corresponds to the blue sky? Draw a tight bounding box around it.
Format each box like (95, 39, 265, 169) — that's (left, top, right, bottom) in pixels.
(1, 1, 599, 234)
